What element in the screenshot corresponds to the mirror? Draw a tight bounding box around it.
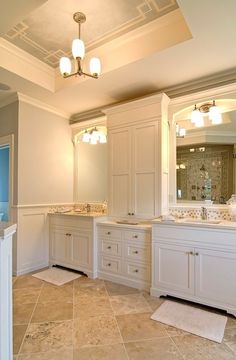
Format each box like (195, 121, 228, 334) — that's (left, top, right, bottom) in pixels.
(176, 107, 236, 204)
(75, 125, 108, 203)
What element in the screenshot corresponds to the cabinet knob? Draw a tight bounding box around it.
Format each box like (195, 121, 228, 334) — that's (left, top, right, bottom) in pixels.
(128, 212, 131, 216)
(131, 213, 134, 216)
(66, 233, 71, 236)
(195, 252, 199, 256)
(186, 251, 193, 255)
(133, 250, 139, 254)
(133, 235, 138, 238)
(107, 246, 111, 249)
(107, 231, 111, 235)
(134, 269, 139, 273)
(107, 263, 111, 267)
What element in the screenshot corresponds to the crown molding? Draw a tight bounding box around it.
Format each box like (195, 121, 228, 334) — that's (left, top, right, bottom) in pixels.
(17, 93, 71, 119)
(70, 108, 105, 124)
(0, 38, 55, 91)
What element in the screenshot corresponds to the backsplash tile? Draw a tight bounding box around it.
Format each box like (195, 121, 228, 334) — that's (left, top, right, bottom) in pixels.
(169, 206, 231, 221)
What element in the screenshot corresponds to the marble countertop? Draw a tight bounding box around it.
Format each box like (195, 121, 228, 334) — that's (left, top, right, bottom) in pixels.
(97, 220, 152, 229)
(0, 222, 17, 238)
(49, 211, 107, 218)
(152, 218, 236, 230)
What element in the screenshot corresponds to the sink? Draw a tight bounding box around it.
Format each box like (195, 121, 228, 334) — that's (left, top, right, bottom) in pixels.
(184, 219, 221, 225)
(116, 220, 139, 225)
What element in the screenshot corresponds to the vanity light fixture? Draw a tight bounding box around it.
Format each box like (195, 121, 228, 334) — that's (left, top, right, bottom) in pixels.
(59, 12, 101, 79)
(191, 101, 222, 127)
(176, 123, 186, 138)
(82, 127, 107, 145)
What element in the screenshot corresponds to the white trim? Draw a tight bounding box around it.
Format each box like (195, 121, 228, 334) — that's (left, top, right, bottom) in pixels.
(12, 203, 74, 209)
(17, 93, 71, 119)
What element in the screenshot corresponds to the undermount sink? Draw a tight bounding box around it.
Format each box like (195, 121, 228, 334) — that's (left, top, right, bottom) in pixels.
(184, 219, 221, 225)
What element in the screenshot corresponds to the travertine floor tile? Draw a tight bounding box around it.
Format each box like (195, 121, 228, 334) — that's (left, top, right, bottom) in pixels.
(20, 320, 73, 354)
(17, 347, 73, 359)
(31, 301, 73, 323)
(13, 288, 41, 305)
(74, 283, 108, 302)
(38, 283, 73, 303)
(73, 343, 128, 360)
(116, 312, 168, 342)
(226, 316, 236, 329)
(74, 276, 104, 288)
(73, 315, 122, 348)
(110, 293, 151, 315)
(14, 276, 43, 290)
(13, 325, 27, 354)
(13, 303, 35, 325)
(224, 327, 236, 353)
(74, 296, 113, 319)
(105, 280, 140, 296)
(142, 291, 164, 311)
(125, 337, 183, 360)
(173, 334, 235, 359)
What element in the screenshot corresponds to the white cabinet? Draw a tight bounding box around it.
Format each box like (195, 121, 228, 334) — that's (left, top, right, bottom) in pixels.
(97, 223, 151, 290)
(152, 223, 236, 317)
(104, 93, 170, 218)
(49, 214, 103, 278)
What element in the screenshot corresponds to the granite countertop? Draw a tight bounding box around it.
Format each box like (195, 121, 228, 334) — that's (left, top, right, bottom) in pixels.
(152, 218, 236, 230)
(49, 211, 107, 218)
(0, 222, 17, 238)
(97, 220, 152, 229)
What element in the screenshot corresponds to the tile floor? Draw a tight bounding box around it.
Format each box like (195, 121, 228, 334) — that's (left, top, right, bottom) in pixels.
(13, 274, 236, 359)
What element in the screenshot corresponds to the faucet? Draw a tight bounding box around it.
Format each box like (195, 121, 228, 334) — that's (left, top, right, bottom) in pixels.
(201, 207, 207, 220)
(85, 203, 91, 213)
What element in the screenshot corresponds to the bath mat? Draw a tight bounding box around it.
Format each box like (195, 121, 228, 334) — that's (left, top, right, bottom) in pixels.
(151, 300, 227, 343)
(32, 267, 81, 286)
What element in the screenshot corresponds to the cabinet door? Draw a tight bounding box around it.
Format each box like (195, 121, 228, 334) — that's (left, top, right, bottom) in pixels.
(71, 231, 91, 269)
(153, 243, 195, 295)
(132, 122, 158, 217)
(50, 229, 70, 263)
(195, 248, 236, 306)
(109, 128, 131, 216)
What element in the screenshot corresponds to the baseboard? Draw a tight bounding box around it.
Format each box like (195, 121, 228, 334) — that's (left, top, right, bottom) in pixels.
(98, 271, 150, 291)
(14, 262, 49, 276)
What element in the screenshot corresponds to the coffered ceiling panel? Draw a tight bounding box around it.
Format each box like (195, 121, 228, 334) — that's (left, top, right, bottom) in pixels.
(4, 0, 178, 67)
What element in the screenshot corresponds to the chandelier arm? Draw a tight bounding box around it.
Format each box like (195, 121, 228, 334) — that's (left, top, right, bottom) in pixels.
(80, 71, 98, 79)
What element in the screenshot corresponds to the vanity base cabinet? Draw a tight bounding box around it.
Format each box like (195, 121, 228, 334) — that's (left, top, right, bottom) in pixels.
(49, 215, 98, 278)
(151, 224, 236, 317)
(97, 224, 151, 290)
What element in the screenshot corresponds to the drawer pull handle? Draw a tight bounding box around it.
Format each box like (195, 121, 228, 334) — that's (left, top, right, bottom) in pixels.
(107, 263, 111, 267)
(107, 232, 111, 235)
(133, 235, 138, 238)
(134, 269, 139, 273)
(107, 246, 111, 249)
(133, 250, 139, 254)
(66, 233, 71, 236)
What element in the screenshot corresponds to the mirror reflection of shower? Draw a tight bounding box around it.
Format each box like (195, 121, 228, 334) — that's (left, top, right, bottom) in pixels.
(0, 145, 10, 221)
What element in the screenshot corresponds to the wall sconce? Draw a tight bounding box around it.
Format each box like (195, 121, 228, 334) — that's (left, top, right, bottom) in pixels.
(82, 127, 107, 144)
(176, 123, 186, 138)
(191, 101, 222, 127)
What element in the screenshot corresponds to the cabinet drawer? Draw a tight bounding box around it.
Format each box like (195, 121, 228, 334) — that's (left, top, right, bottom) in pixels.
(124, 261, 150, 281)
(124, 230, 150, 242)
(101, 239, 122, 257)
(100, 256, 122, 274)
(124, 242, 150, 263)
(98, 227, 122, 239)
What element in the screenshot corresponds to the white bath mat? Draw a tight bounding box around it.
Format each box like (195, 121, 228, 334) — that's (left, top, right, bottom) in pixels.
(151, 300, 227, 343)
(32, 267, 81, 286)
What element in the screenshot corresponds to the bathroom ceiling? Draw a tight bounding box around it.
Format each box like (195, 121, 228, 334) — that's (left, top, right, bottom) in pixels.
(3, 0, 178, 67)
(0, 0, 236, 116)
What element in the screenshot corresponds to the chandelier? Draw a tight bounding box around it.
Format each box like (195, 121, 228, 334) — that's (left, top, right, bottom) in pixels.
(191, 100, 222, 127)
(59, 12, 101, 79)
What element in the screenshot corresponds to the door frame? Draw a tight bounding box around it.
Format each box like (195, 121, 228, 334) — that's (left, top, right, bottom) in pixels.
(0, 135, 14, 221)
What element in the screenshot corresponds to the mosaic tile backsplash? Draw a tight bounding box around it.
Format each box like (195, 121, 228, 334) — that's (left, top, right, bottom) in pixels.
(169, 206, 231, 221)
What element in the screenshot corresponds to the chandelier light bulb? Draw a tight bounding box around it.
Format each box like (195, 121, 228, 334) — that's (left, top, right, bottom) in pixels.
(72, 39, 85, 59)
(59, 57, 72, 76)
(90, 57, 101, 77)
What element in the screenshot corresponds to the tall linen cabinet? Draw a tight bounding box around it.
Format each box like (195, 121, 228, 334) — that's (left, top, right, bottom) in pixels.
(103, 93, 170, 218)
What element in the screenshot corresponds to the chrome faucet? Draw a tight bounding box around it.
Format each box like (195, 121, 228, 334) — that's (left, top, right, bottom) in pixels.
(201, 207, 208, 220)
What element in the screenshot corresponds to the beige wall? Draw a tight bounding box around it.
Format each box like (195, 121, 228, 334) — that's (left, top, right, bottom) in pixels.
(18, 101, 74, 205)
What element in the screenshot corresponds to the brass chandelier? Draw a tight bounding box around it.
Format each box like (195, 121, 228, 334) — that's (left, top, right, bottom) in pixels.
(59, 12, 101, 79)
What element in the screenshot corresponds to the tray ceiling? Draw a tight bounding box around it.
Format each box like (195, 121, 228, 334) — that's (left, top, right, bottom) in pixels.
(3, 0, 178, 67)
